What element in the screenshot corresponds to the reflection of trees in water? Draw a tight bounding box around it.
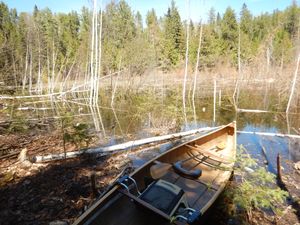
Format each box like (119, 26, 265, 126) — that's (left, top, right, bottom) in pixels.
(2, 86, 300, 143)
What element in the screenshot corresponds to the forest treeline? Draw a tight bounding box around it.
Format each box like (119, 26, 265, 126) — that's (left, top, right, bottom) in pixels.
(0, 0, 299, 88)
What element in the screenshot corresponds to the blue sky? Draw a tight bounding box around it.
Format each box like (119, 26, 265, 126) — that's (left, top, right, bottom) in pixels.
(3, 0, 294, 22)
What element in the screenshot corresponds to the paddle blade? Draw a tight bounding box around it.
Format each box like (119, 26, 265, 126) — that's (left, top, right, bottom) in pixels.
(150, 163, 172, 179)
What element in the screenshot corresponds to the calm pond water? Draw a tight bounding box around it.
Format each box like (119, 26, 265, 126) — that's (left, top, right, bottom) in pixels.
(2, 88, 300, 167)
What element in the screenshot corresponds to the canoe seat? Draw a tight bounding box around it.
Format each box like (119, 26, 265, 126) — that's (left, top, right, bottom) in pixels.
(173, 161, 202, 179)
(139, 179, 186, 216)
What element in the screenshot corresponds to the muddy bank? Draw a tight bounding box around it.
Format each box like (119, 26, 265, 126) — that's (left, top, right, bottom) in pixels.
(0, 156, 130, 225)
(0, 130, 181, 225)
(0, 131, 131, 225)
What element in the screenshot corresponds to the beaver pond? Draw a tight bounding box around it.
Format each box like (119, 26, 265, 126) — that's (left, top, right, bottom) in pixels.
(0, 86, 299, 225)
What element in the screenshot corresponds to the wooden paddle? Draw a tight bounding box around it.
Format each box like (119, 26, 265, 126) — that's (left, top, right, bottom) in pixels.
(150, 161, 172, 179)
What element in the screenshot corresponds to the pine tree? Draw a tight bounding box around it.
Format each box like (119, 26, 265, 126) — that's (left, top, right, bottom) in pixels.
(162, 0, 184, 67)
(240, 3, 253, 35)
(208, 7, 216, 26)
(135, 11, 143, 35)
(284, 0, 299, 38)
(221, 7, 238, 64)
(146, 8, 159, 43)
(240, 3, 255, 64)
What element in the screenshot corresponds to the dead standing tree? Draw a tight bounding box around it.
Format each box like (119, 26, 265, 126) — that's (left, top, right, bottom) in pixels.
(192, 21, 203, 124)
(286, 53, 300, 113)
(86, 0, 106, 137)
(182, 0, 190, 126)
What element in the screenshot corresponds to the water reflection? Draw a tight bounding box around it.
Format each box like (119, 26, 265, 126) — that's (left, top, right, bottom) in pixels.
(2, 88, 300, 166)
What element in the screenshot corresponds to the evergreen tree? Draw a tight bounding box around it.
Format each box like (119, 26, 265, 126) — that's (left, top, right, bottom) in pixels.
(135, 11, 143, 34)
(273, 29, 293, 65)
(221, 7, 238, 64)
(146, 8, 161, 66)
(146, 8, 160, 45)
(284, 0, 299, 38)
(162, 0, 184, 67)
(240, 3, 253, 35)
(239, 3, 255, 63)
(208, 7, 216, 26)
(0, 0, 299, 86)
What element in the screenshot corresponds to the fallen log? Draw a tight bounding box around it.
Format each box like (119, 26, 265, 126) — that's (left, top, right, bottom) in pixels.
(31, 126, 220, 163)
(237, 108, 271, 113)
(237, 131, 300, 139)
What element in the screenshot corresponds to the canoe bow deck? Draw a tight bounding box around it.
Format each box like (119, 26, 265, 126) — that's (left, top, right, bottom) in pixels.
(73, 122, 236, 225)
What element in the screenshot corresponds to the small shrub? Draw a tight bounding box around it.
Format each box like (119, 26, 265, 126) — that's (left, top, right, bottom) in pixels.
(61, 112, 92, 154)
(8, 112, 28, 133)
(228, 145, 288, 220)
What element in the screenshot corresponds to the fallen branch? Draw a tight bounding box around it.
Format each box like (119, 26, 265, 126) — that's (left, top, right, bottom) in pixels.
(286, 53, 300, 113)
(17, 107, 52, 111)
(31, 126, 220, 163)
(256, 138, 269, 165)
(237, 108, 270, 113)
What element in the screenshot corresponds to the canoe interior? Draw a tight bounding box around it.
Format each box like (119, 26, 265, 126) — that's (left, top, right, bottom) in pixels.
(75, 123, 236, 225)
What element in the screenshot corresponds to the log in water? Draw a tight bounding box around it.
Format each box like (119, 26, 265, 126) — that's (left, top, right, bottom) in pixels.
(32, 126, 220, 163)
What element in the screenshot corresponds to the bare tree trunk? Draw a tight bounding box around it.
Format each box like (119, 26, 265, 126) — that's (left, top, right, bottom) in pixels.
(89, 0, 96, 105)
(47, 48, 51, 94)
(286, 53, 300, 113)
(182, 0, 190, 126)
(213, 79, 216, 123)
(11, 51, 17, 87)
(96, 104, 106, 137)
(90, 105, 100, 132)
(51, 40, 56, 94)
(95, 5, 103, 106)
(219, 90, 222, 107)
(233, 25, 241, 109)
(84, 60, 89, 90)
(61, 60, 76, 92)
(192, 22, 203, 123)
(29, 47, 33, 95)
(22, 44, 29, 93)
(36, 37, 42, 94)
(93, 1, 99, 106)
